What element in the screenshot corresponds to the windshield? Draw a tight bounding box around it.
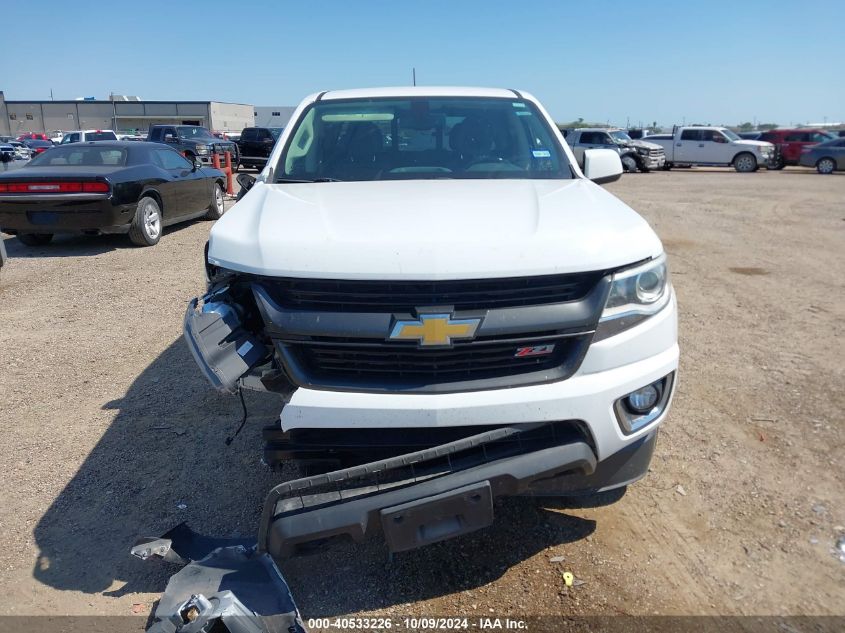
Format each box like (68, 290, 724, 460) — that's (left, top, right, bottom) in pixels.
(27, 146, 127, 166)
(269, 127, 284, 140)
(721, 129, 741, 141)
(85, 131, 117, 141)
(276, 97, 571, 182)
(609, 130, 632, 143)
(176, 126, 213, 140)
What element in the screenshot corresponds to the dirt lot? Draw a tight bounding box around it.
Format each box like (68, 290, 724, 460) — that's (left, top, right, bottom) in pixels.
(0, 168, 843, 624)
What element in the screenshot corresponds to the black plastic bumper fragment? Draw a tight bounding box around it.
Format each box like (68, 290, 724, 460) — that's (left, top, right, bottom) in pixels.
(183, 297, 268, 394)
(134, 525, 305, 633)
(258, 423, 597, 556)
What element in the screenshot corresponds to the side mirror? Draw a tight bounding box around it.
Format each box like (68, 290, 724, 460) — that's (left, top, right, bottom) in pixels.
(237, 173, 256, 192)
(583, 149, 623, 184)
(164, 135, 176, 143)
(191, 158, 201, 171)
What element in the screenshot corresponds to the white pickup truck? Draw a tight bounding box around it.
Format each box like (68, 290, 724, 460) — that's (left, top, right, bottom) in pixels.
(646, 126, 776, 172)
(183, 87, 679, 555)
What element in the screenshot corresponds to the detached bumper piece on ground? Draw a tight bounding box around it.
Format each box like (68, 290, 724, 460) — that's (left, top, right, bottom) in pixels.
(135, 422, 601, 631)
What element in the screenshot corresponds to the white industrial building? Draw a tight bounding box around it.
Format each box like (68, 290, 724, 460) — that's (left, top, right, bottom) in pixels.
(0, 91, 255, 136)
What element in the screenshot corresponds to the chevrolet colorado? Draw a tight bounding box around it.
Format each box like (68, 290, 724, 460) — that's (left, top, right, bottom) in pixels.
(184, 87, 679, 554)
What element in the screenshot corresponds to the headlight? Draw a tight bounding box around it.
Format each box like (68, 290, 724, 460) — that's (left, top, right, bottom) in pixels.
(636, 147, 649, 155)
(595, 254, 671, 340)
(196, 145, 209, 155)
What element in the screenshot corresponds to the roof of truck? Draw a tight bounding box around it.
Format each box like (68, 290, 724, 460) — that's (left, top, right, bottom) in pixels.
(315, 86, 530, 101)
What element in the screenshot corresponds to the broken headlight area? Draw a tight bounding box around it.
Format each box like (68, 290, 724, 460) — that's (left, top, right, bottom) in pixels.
(184, 279, 291, 394)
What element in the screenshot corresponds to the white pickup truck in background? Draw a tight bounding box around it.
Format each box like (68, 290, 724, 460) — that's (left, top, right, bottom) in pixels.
(646, 126, 776, 172)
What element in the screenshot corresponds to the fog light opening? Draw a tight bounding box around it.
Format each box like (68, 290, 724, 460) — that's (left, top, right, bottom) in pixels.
(625, 384, 660, 414)
(614, 373, 675, 435)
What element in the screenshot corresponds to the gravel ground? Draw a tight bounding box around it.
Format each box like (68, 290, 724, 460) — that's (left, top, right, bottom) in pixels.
(0, 167, 843, 623)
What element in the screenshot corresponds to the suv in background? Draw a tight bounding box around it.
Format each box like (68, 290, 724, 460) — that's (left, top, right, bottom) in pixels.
(237, 127, 283, 170)
(564, 128, 665, 172)
(147, 125, 239, 171)
(759, 128, 836, 167)
(60, 130, 118, 144)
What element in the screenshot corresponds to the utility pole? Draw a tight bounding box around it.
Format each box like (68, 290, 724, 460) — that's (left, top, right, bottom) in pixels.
(412, 68, 416, 86)
(50, 88, 53, 101)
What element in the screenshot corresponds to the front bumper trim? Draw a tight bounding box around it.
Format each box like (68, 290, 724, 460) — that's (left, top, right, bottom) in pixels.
(258, 423, 597, 556)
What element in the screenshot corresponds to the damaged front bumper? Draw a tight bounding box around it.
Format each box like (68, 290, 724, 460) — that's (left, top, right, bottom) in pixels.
(135, 422, 606, 631)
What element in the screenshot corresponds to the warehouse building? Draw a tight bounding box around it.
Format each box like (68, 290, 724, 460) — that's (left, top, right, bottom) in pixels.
(253, 106, 297, 128)
(0, 92, 255, 136)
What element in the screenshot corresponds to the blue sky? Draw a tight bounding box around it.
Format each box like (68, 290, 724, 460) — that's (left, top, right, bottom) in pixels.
(2, 0, 842, 127)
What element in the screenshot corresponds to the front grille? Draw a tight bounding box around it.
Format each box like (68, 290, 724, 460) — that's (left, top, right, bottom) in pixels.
(282, 333, 590, 392)
(648, 148, 664, 156)
(262, 272, 605, 313)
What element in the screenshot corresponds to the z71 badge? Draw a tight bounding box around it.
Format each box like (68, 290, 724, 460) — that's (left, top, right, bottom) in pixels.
(514, 344, 556, 358)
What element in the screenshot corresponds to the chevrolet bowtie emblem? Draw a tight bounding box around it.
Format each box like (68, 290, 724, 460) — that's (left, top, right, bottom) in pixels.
(389, 313, 482, 347)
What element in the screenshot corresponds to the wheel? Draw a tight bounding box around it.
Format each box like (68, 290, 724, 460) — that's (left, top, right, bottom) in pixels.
(206, 182, 225, 220)
(129, 196, 162, 246)
(771, 155, 786, 170)
(816, 157, 836, 174)
(621, 155, 638, 173)
(734, 152, 757, 173)
(17, 233, 53, 246)
(662, 162, 672, 171)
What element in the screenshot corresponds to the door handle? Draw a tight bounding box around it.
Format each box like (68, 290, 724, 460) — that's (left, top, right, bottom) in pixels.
(698, 143, 705, 147)
(676, 143, 682, 146)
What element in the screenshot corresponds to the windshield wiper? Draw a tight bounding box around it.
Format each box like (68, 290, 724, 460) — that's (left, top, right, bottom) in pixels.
(275, 177, 343, 183)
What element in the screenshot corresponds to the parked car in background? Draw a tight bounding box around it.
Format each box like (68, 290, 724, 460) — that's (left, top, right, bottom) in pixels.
(758, 128, 836, 168)
(22, 139, 53, 156)
(236, 126, 283, 170)
(627, 128, 656, 139)
(17, 133, 50, 142)
(564, 128, 665, 172)
(0, 143, 16, 163)
(799, 137, 845, 174)
(48, 130, 64, 144)
(147, 125, 240, 172)
(646, 126, 776, 172)
(0, 142, 227, 247)
(8, 141, 33, 161)
(60, 129, 118, 144)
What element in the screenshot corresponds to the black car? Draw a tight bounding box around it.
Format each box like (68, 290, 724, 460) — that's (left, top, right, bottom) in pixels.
(237, 127, 283, 170)
(0, 142, 226, 247)
(22, 139, 54, 156)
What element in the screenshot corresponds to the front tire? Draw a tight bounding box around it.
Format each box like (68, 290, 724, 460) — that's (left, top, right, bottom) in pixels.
(17, 233, 53, 246)
(621, 155, 638, 173)
(816, 157, 836, 174)
(734, 152, 757, 173)
(206, 182, 225, 220)
(129, 196, 162, 246)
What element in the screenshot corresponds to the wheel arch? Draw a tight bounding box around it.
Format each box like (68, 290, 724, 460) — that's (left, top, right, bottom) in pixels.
(731, 150, 755, 165)
(139, 188, 164, 218)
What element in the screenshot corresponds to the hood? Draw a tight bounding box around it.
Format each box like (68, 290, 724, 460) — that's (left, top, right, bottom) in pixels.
(627, 139, 663, 150)
(208, 179, 663, 280)
(734, 139, 773, 149)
